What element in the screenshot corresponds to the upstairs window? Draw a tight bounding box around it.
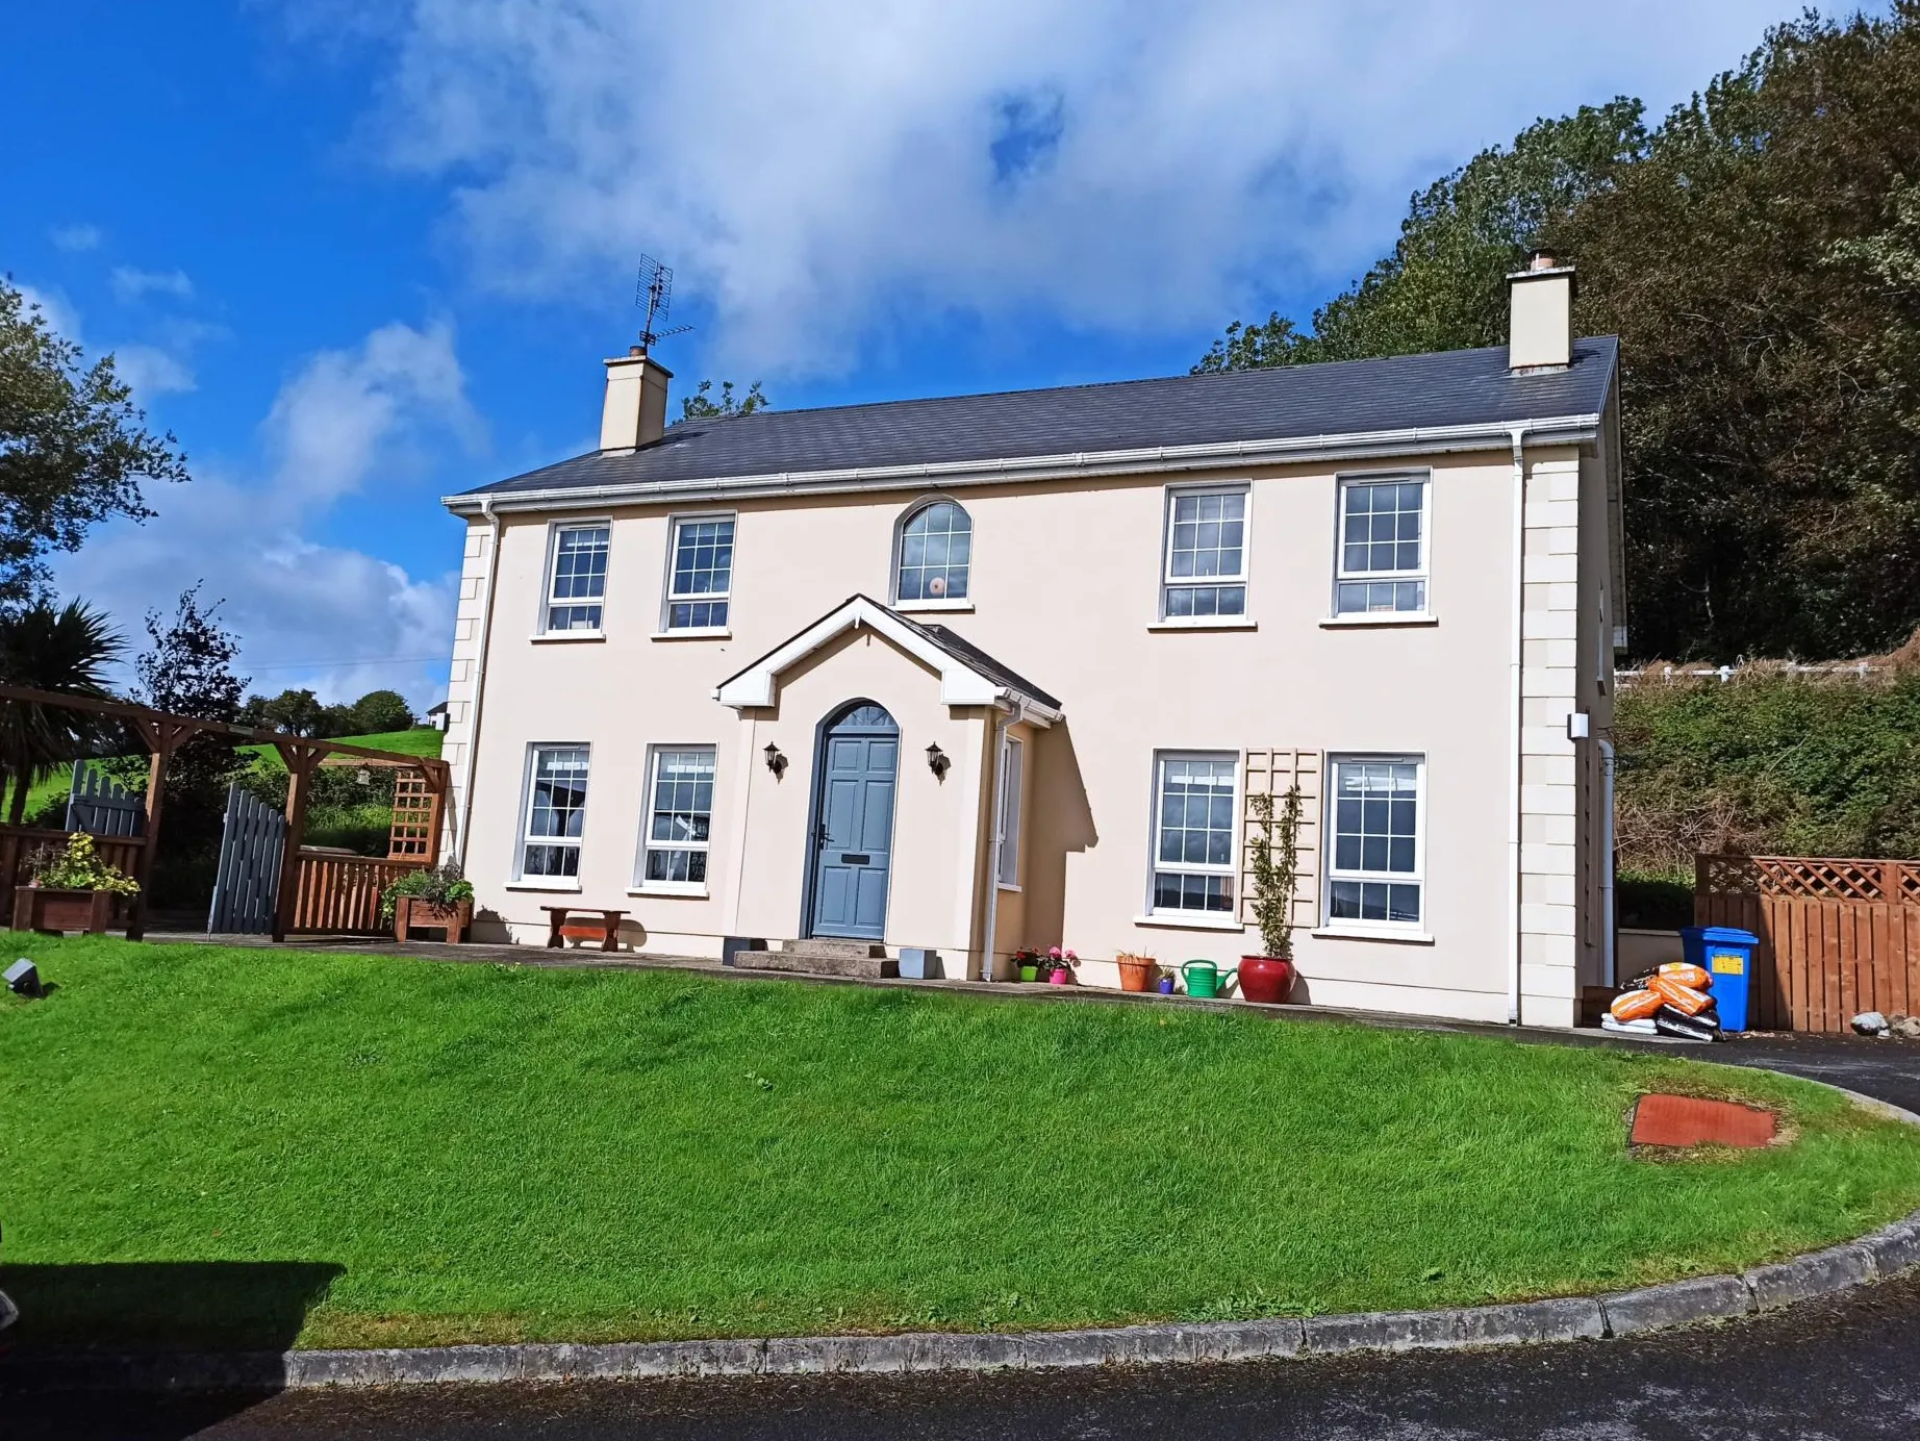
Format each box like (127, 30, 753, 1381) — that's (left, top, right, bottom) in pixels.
(1335, 477, 1427, 615)
(1149, 752, 1238, 915)
(896, 500, 972, 604)
(664, 515, 735, 631)
(520, 745, 590, 879)
(1162, 488, 1247, 619)
(545, 524, 609, 632)
(1326, 756, 1424, 926)
(638, 747, 716, 889)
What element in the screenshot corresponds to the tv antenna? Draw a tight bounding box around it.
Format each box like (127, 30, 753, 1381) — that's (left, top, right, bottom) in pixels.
(634, 256, 693, 354)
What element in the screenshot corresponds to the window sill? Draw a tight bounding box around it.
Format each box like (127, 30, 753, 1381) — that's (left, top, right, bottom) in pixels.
(1147, 618, 1258, 633)
(896, 599, 974, 614)
(531, 630, 605, 643)
(652, 628, 732, 641)
(1319, 613, 1438, 629)
(1310, 924, 1435, 945)
(996, 881, 1022, 893)
(628, 885, 709, 900)
(506, 879, 582, 893)
(1133, 912, 1246, 932)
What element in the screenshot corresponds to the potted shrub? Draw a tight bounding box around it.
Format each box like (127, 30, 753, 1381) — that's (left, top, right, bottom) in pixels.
(1012, 946, 1043, 982)
(1046, 946, 1078, 984)
(13, 833, 139, 935)
(1241, 785, 1303, 1004)
(1115, 951, 1157, 992)
(382, 863, 476, 943)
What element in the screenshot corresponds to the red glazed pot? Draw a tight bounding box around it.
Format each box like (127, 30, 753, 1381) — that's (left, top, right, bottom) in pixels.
(1238, 956, 1296, 1005)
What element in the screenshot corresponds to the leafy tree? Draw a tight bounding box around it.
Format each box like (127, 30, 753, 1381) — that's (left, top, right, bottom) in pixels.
(680, 379, 769, 421)
(123, 585, 249, 906)
(349, 689, 414, 734)
(241, 687, 326, 736)
(0, 598, 122, 823)
(0, 277, 189, 608)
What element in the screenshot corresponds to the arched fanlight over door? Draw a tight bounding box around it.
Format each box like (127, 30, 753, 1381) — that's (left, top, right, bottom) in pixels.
(896, 500, 972, 603)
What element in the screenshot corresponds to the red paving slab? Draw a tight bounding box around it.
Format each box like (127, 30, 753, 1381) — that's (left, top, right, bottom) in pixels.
(1631, 1092, 1778, 1149)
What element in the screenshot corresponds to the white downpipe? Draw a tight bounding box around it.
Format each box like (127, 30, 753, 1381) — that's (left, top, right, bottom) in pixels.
(979, 701, 1020, 981)
(1507, 426, 1529, 1025)
(455, 497, 502, 870)
(1599, 737, 1618, 987)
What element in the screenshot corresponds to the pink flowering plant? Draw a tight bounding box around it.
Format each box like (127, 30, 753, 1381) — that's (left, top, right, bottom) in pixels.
(1046, 946, 1078, 973)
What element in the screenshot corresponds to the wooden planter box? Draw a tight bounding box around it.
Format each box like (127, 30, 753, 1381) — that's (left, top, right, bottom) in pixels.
(393, 895, 473, 944)
(13, 886, 113, 936)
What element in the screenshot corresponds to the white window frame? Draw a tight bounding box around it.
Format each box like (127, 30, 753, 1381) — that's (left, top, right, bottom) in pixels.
(1158, 483, 1251, 623)
(996, 734, 1024, 889)
(1146, 750, 1240, 918)
(1332, 472, 1431, 617)
(539, 520, 611, 635)
(659, 511, 736, 634)
(1322, 754, 1427, 932)
(513, 742, 591, 886)
(633, 745, 718, 896)
(892, 496, 976, 611)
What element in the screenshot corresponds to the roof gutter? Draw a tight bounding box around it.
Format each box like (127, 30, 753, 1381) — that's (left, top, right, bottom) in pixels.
(442, 414, 1604, 516)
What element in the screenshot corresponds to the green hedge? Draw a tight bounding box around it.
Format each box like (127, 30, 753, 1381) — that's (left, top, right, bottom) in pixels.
(1613, 670, 1920, 877)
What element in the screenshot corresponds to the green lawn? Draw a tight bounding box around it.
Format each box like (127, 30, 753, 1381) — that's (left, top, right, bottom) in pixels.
(4, 936, 1919, 1352)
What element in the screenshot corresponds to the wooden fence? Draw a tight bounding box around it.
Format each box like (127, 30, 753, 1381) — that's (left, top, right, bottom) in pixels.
(288, 851, 426, 935)
(1696, 855, 1920, 1032)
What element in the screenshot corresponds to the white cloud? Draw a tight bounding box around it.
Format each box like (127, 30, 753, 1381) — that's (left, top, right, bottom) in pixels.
(110, 266, 195, 302)
(318, 0, 1789, 377)
(113, 344, 197, 397)
(49, 222, 103, 252)
(54, 321, 482, 710)
(16, 283, 83, 344)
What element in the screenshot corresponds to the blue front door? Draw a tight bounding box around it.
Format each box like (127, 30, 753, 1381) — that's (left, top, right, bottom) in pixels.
(809, 704, 898, 940)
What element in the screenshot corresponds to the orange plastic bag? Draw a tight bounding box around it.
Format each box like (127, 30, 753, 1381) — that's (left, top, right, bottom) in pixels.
(1610, 989, 1664, 1022)
(1657, 962, 1712, 991)
(1649, 975, 1713, 1016)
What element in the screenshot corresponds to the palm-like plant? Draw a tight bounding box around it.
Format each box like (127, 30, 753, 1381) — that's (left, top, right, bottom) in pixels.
(0, 599, 123, 825)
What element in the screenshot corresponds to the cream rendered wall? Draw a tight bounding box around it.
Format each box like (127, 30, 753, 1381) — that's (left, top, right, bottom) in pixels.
(454, 444, 1599, 1022)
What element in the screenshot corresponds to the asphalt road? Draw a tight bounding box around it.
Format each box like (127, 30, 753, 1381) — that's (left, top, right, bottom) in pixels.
(9, 1032, 1919, 1440)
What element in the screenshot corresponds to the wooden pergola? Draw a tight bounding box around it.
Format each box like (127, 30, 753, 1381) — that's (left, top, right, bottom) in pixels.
(0, 683, 452, 941)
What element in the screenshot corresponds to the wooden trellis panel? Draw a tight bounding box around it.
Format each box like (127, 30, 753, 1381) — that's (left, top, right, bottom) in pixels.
(1240, 749, 1320, 933)
(1696, 855, 1920, 1033)
(387, 767, 441, 864)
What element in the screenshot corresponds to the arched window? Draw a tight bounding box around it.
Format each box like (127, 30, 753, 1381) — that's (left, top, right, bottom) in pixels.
(895, 499, 972, 604)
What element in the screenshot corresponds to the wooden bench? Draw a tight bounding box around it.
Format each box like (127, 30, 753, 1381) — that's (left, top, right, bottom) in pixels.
(542, 905, 627, 953)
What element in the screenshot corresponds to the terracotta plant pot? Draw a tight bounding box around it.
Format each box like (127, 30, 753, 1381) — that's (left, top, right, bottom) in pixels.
(1238, 956, 1297, 1005)
(12, 886, 112, 936)
(1116, 958, 1156, 992)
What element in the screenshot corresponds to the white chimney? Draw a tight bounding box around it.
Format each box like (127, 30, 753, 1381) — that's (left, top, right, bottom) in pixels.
(600, 347, 673, 451)
(1506, 250, 1574, 371)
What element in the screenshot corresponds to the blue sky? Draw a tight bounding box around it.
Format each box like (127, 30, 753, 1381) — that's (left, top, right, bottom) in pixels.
(3, 1, 1800, 711)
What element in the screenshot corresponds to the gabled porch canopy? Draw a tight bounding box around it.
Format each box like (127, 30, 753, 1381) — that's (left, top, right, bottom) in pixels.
(713, 595, 1063, 725)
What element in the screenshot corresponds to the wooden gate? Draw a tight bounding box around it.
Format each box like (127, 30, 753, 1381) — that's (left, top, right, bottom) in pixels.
(208, 784, 287, 934)
(1696, 855, 1920, 1032)
(67, 762, 145, 837)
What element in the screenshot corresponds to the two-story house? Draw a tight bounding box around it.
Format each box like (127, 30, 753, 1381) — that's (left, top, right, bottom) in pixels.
(438, 255, 1622, 1027)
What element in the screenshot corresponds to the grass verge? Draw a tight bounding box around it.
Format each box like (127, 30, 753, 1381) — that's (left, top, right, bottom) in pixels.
(3, 935, 1919, 1351)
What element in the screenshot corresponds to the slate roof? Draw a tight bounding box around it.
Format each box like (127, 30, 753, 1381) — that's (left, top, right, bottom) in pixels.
(890, 610, 1062, 711)
(460, 337, 1618, 500)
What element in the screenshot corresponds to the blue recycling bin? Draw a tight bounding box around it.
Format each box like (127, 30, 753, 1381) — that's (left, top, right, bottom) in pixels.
(1680, 925, 1759, 1033)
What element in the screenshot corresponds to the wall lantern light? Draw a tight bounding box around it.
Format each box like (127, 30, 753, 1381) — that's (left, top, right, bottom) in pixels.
(925, 742, 950, 780)
(763, 742, 787, 778)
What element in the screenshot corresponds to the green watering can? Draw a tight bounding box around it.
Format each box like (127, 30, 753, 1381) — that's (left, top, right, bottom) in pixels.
(1181, 960, 1236, 999)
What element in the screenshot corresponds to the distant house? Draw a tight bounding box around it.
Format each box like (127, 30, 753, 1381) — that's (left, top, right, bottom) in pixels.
(436, 254, 1622, 1028)
(425, 701, 449, 733)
